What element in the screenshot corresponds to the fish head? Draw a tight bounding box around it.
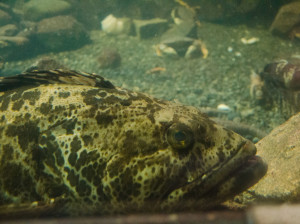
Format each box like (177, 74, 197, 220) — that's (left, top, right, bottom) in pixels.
(102, 101, 266, 212)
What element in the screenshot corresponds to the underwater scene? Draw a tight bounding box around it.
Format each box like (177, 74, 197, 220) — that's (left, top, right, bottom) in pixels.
(0, 0, 299, 223)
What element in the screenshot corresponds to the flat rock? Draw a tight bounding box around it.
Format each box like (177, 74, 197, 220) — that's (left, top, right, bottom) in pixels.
(24, 0, 71, 21)
(270, 1, 300, 34)
(231, 112, 300, 206)
(133, 18, 168, 39)
(0, 36, 30, 61)
(36, 15, 89, 52)
(190, 0, 260, 21)
(0, 24, 18, 36)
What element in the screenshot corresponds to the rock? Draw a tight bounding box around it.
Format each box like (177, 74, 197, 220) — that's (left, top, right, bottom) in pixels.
(17, 21, 37, 38)
(0, 36, 28, 46)
(188, 0, 260, 22)
(24, 0, 71, 21)
(0, 9, 12, 26)
(0, 24, 18, 36)
(36, 15, 89, 52)
(231, 112, 300, 206)
(270, 1, 300, 35)
(0, 36, 30, 61)
(101, 14, 133, 35)
(25, 57, 68, 72)
(97, 48, 121, 69)
(133, 18, 168, 39)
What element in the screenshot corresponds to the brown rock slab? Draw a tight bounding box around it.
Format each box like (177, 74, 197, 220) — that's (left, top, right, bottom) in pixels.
(36, 15, 89, 52)
(24, 0, 71, 21)
(133, 18, 168, 39)
(0, 24, 18, 36)
(0, 36, 28, 46)
(270, 1, 300, 34)
(187, 0, 260, 22)
(233, 112, 300, 206)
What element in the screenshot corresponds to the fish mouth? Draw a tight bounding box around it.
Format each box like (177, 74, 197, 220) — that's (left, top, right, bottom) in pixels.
(198, 140, 267, 195)
(169, 140, 267, 206)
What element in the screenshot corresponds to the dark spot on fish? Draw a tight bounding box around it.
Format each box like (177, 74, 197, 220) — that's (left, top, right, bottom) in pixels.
(81, 165, 94, 182)
(82, 135, 93, 146)
(22, 89, 41, 105)
(25, 113, 31, 119)
(151, 167, 156, 173)
(0, 162, 38, 199)
(95, 113, 116, 127)
(1, 144, 14, 162)
(120, 100, 131, 106)
(76, 180, 91, 197)
(98, 91, 107, 97)
(55, 149, 65, 167)
(68, 152, 77, 166)
(70, 136, 81, 152)
(217, 148, 225, 162)
(12, 99, 24, 111)
(58, 91, 70, 98)
(11, 91, 22, 101)
(225, 139, 232, 150)
(5, 121, 40, 151)
(0, 95, 10, 111)
(81, 89, 100, 105)
(54, 105, 66, 113)
(39, 102, 52, 114)
(67, 169, 79, 187)
(62, 118, 77, 135)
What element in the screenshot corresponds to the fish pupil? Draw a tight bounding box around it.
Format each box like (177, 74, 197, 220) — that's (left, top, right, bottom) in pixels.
(174, 131, 186, 142)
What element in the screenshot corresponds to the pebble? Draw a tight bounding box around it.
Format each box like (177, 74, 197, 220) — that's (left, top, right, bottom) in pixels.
(217, 103, 231, 112)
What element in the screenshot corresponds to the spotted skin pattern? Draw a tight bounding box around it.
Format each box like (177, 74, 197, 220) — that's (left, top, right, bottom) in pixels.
(0, 70, 264, 216)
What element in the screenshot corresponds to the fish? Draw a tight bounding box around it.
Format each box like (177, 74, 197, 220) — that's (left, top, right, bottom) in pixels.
(0, 70, 267, 217)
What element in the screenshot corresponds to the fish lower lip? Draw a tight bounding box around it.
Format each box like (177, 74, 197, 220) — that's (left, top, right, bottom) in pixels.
(228, 140, 266, 184)
(198, 140, 265, 194)
(246, 155, 263, 166)
(235, 154, 267, 177)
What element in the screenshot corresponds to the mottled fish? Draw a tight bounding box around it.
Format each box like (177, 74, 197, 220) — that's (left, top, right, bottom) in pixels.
(0, 70, 266, 217)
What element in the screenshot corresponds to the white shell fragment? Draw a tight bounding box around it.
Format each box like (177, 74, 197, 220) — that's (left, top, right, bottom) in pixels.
(241, 37, 260, 45)
(101, 14, 132, 35)
(217, 104, 231, 112)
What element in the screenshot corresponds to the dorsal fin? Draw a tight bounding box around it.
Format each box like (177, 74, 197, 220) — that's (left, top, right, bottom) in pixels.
(0, 69, 115, 91)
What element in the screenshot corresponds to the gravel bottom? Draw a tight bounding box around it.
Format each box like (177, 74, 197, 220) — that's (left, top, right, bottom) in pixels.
(3, 22, 300, 134)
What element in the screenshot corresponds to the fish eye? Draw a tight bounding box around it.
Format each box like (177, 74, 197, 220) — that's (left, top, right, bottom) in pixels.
(166, 123, 194, 151)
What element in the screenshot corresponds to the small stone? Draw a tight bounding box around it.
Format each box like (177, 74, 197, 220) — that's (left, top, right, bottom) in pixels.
(24, 0, 71, 21)
(0, 24, 18, 36)
(217, 104, 231, 112)
(133, 18, 168, 39)
(97, 48, 121, 69)
(101, 14, 133, 35)
(0, 36, 29, 46)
